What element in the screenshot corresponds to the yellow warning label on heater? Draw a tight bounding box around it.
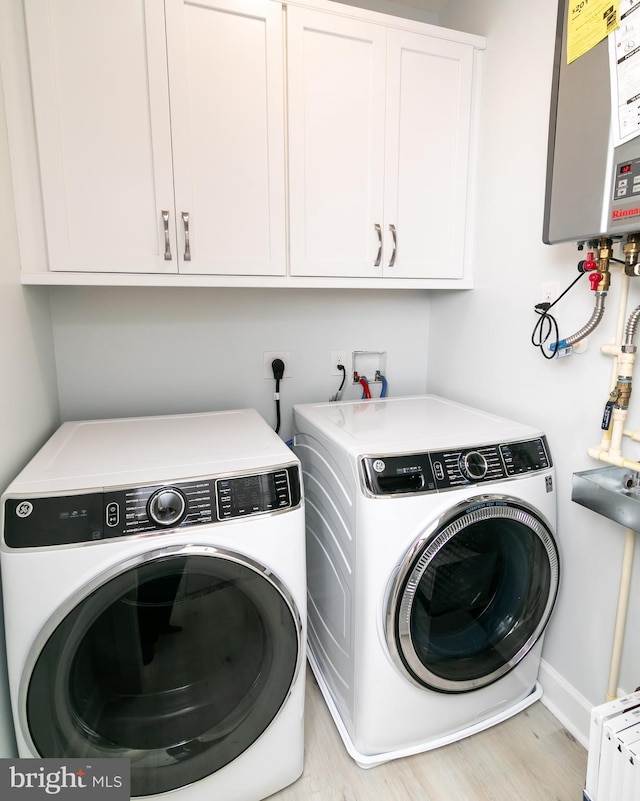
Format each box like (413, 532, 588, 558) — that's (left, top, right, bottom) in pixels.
(567, 0, 619, 63)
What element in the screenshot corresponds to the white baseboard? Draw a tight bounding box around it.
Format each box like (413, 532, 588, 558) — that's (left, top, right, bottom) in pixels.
(538, 658, 591, 749)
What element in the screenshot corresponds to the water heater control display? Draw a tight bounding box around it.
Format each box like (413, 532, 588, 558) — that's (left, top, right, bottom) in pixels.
(613, 157, 640, 201)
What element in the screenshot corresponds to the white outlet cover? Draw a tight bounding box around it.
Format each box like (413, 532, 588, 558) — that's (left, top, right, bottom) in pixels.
(330, 350, 348, 376)
(263, 351, 292, 379)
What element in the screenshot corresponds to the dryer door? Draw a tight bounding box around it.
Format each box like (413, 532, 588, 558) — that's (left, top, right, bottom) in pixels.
(386, 495, 559, 693)
(24, 546, 302, 797)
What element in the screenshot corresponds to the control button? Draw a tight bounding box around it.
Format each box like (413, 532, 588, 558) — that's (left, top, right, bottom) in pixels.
(147, 487, 187, 527)
(106, 502, 119, 528)
(433, 461, 445, 481)
(460, 451, 488, 481)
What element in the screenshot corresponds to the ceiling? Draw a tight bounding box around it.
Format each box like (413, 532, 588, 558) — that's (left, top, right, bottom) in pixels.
(386, 0, 450, 11)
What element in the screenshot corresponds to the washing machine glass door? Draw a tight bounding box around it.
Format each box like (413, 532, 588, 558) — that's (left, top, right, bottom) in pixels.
(388, 495, 559, 693)
(24, 546, 302, 797)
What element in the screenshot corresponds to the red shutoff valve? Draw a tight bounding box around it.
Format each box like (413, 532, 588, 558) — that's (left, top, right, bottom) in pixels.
(584, 251, 598, 271)
(589, 272, 603, 290)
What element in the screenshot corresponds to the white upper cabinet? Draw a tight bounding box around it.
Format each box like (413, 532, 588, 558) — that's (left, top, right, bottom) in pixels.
(165, 0, 286, 275)
(287, 9, 387, 278)
(287, 7, 475, 280)
(22, 0, 286, 276)
(384, 30, 473, 280)
(23, 0, 176, 273)
(5, 0, 483, 286)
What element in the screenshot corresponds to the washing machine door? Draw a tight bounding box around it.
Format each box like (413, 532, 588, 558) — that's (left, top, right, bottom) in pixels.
(23, 545, 302, 797)
(386, 495, 559, 693)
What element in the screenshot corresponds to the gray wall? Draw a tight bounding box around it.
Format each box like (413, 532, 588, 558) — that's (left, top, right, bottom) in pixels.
(0, 76, 60, 756)
(49, 286, 431, 442)
(436, 0, 640, 729)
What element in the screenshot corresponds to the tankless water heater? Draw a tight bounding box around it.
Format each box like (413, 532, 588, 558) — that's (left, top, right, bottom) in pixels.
(543, 1, 640, 244)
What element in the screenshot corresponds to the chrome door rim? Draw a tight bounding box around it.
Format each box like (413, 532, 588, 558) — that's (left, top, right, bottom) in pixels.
(385, 495, 559, 693)
(19, 543, 304, 758)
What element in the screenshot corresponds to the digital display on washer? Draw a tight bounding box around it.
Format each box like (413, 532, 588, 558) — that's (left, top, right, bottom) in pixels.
(216, 470, 292, 518)
(500, 438, 551, 475)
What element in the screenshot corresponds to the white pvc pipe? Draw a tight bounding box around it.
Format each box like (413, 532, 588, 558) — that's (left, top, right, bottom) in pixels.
(607, 527, 637, 701)
(612, 272, 631, 383)
(592, 265, 638, 701)
(587, 446, 640, 472)
(610, 352, 635, 457)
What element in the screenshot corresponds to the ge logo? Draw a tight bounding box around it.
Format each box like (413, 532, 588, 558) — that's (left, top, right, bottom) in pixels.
(16, 501, 33, 518)
(373, 459, 386, 473)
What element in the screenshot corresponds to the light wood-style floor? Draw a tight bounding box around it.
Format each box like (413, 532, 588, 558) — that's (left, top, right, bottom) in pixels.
(270, 667, 587, 800)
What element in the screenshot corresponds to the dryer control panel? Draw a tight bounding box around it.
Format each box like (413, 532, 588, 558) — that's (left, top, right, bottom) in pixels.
(361, 437, 550, 497)
(3, 464, 301, 548)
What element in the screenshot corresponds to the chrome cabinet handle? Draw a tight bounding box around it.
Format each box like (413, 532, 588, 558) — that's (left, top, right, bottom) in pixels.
(162, 210, 172, 261)
(388, 224, 397, 267)
(374, 223, 382, 267)
(182, 211, 191, 261)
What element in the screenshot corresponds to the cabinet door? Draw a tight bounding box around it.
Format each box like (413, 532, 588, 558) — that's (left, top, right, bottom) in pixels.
(383, 31, 474, 279)
(287, 8, 386, 278)
(166, 0, 286, 275)
(24, 0, 177, 273)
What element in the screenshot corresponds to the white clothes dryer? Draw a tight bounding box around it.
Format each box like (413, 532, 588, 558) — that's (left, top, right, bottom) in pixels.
(0, 409, 306, 800)
(293, 395, 559, 767)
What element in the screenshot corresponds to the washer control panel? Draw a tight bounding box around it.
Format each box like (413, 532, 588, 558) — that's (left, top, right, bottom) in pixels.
(3, 464, 301, 548)
(361, 437, 550, 497)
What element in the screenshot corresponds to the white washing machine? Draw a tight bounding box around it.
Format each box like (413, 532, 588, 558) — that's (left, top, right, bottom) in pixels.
(293, 395, 559, 767)
(0, 409, 306, 800)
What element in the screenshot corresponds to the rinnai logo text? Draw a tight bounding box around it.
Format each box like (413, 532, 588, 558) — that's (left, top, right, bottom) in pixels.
(1, 759, 129, 800)
(613, 207, 640, 218)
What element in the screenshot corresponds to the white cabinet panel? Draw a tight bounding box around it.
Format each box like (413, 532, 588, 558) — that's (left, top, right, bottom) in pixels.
(287, 8, 386, 278)
(24, 0, 285, 277)
(287, 8, 477, 281)
(24, 0, 176, 273)
(166, 0, 286, 275)
(9, 0, 482, 287)
(384, 30, 473, 279)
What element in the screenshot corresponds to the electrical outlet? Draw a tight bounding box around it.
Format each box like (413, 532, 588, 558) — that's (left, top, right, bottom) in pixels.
(263, 351, 292, 379)
(331, 350, 348, 376)
(541, 282, 560, 303)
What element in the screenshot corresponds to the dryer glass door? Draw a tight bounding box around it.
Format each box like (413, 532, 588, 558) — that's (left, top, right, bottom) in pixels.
(25, 548, 302, 796)
(388, 496, 559, 693)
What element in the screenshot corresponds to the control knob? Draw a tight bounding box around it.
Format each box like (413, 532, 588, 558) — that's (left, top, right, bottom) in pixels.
(148, 487, 186, 527)
(460, 450, 488, 481)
